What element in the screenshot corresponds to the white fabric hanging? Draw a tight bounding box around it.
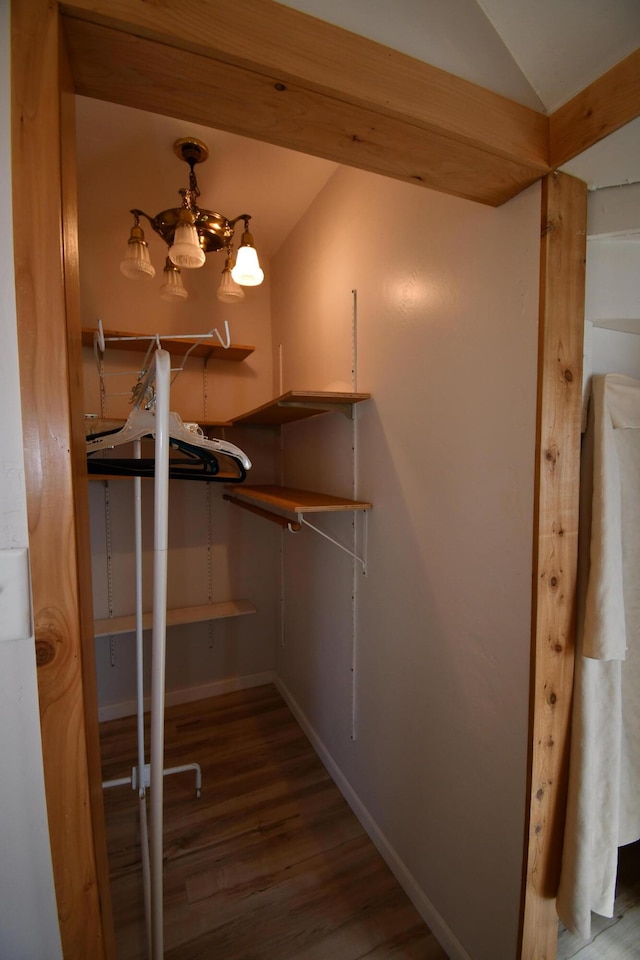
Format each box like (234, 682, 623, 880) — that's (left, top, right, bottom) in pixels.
(557, 373, 640, 938)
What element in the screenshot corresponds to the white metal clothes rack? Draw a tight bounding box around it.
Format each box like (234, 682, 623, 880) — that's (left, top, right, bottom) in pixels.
(98, 347, 201, 959)
(87, 319, 253, 956)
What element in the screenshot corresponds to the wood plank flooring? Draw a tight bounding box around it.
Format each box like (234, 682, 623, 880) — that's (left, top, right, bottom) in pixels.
(100, 684, 449, 960)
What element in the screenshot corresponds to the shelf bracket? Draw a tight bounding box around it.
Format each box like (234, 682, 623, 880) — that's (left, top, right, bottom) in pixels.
(277, 400, 354, 420)
(298, 514, 368, 573)
(223, 494, 301, 531)
(223, 493, 368, 565)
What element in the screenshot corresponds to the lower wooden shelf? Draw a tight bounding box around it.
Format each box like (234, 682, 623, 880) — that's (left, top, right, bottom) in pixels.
(224, 484, 372, 523)
(94, 600, 256, 638)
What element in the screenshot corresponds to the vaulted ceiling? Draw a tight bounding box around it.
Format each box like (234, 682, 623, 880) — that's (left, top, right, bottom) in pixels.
(73, 0, 640, 255)
(276, 0, 640, 188)
(278, 0, 640, 112)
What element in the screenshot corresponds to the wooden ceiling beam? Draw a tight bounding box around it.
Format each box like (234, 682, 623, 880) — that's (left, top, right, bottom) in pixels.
(53, 2, 640, 206)
(62, 17, 545, 207)
(550, 47, 640, 168)
(58, 0, 549, 167)
(59, 0, 550, 207)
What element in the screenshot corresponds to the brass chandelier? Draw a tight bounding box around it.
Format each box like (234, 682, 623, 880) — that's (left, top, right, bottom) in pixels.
(120, 137, 264, 303)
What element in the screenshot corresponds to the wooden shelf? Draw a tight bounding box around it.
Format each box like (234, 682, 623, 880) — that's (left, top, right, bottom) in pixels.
(81, 328, 254, 362)
(85, 417, 233, 436)
(94, 600, 256, 637)
(230, 390, 371, 426)
(85, 391, 370, 433)
(224, 484, 372, 519)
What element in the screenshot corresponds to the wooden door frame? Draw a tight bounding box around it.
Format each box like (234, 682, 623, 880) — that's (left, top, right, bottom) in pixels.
(10, 1, 114, 956)
(10, 1, 638, 956)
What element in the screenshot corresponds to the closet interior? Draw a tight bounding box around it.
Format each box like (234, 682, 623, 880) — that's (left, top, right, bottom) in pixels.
(77, 88, 541, 960)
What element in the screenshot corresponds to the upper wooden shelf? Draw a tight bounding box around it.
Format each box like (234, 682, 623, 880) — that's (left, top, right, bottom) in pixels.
(230, 390, 371, 426)
(81, 328, 254, 362)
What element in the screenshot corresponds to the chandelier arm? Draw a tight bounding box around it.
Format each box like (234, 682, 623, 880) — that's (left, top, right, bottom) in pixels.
(131, 209, 159, 229)
(131, 209, 177, 248)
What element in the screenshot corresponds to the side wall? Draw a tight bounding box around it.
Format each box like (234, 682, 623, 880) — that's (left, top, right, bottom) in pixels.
(0, 6, 62, 956)
(272, 166, 541, 960)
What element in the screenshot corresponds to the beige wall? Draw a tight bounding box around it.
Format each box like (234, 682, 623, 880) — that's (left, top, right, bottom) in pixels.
(271, 166, 541, 960)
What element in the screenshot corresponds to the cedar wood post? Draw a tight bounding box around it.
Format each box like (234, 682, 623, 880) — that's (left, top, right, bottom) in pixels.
(520, 171, 587, 960)
(10, 0, 115, 954)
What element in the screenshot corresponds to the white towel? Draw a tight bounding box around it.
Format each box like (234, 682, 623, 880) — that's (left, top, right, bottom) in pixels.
(557, 374, 640, 939)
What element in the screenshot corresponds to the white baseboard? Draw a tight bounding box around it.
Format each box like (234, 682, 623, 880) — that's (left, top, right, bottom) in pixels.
(275, 678, 472, 960)
(98, 671, 276, 723)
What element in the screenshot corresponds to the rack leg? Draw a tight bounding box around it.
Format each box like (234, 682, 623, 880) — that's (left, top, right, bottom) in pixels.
(163, 763, 202, 799)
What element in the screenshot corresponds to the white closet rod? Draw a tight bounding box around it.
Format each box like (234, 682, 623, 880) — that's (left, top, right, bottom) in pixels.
(150, 349, 170, 960)
(134, 441, 152, 954)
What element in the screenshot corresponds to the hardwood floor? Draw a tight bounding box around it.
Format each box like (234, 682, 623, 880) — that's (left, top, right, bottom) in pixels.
(100, 684, 449, 959)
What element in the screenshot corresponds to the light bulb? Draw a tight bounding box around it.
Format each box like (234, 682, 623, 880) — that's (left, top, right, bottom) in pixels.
(169, 217, 206, 268)
(216, 258, 245, 303)
(231, 237, 264, 287)
(120, 224, 155, 280)
(159, 260, 188, 301)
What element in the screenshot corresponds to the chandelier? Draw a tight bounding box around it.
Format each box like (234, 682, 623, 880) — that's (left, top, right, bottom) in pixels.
(119, 137, 264, 304)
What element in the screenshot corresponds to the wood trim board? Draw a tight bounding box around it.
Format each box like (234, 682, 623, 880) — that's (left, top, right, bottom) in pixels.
(550, 48, 640, 169)
(59, 29, 117, 960)
(519, 172, 587, 960)
(10, 0, 113, 954)
(59, 0, 549, 168)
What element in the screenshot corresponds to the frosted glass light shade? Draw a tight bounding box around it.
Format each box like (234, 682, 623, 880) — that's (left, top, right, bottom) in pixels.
(159, 262, 188, 302)
(169, 220, 206, 268)
(216, 266, 245, 303)
(120, 238, 155, 280)
(231, 243, 264, 286)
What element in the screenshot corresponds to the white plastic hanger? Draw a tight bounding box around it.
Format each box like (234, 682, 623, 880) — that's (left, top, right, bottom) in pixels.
(86, 407, 252, 470)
